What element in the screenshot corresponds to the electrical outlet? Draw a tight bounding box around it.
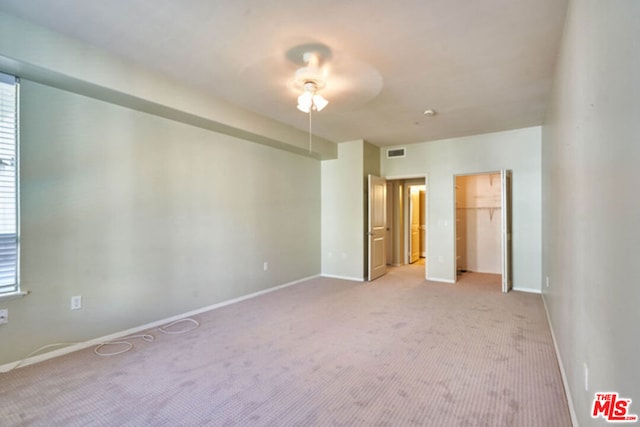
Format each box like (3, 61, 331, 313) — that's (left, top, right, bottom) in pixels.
(263, 262, 269, 271)
(584, 363, 589, 391)
(546, 276, 550, 288)
(70, 295, 82, 310)
(0, 309, 7, 324)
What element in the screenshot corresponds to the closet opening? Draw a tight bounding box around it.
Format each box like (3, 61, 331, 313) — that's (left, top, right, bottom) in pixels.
(455, 171, 512, 292)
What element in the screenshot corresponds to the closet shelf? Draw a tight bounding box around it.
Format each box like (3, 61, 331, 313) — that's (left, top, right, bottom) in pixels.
(456, 206, 501, 221)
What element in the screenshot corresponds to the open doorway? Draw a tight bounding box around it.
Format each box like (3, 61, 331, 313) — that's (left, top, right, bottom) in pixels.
(455, 171, 512, 292)
(408, 184, 426, 264)
(386, 177, 427, 276)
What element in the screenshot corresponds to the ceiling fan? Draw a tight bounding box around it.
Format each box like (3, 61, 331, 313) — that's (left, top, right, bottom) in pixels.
(286, 43, 333, 115)
(236, 41, 383, 152)
(282, 42, 385, 153)
(293, 51, 329, 113)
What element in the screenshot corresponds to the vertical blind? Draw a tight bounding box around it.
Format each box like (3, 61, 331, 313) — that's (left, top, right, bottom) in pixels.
(0, 72, 18, 295)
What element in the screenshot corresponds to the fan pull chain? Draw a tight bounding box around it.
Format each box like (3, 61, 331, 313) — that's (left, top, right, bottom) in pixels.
(308, 107, 313, 154)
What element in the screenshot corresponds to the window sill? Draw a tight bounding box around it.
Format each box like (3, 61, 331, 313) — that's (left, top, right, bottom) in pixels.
(0, 290, 30, 301)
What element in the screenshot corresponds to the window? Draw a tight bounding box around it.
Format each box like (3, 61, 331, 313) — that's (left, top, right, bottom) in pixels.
(0, 72, 19, 296)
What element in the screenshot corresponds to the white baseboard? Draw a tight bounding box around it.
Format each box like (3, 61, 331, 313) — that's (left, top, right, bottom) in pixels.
(0, 274, 319, 373)
(542, 294, 579, 427)
(427, 277, 456, 284)
(320, 274, 365, 282)
(513, 287, 542, 294)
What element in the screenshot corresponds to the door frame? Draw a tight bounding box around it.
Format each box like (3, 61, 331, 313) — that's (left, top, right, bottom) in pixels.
(500, 170, 513, 292)
(385, 174, 428, 280)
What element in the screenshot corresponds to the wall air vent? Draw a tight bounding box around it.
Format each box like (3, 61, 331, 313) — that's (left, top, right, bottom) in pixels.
(386, 148, 406, 158)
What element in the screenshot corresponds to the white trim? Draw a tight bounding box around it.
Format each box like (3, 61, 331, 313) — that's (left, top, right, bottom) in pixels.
(512, 287, 542, 295)
(427, 277, 456, 284)
(321, 274, 365, 282)
(542, 294, 578, 427)
(0, 275, 318, 373)
(15, 79, 21, 295)
(0, 290, 29, 301)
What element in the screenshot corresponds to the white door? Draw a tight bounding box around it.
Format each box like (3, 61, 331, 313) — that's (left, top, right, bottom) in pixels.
(501, 170, 513, 292)
(410, 189, 420, 263)
(368, 174, 387, 281)
(420, 190, 426, 258)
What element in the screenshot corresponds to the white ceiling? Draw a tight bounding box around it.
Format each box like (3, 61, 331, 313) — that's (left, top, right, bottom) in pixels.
(0, 0, 568, 147)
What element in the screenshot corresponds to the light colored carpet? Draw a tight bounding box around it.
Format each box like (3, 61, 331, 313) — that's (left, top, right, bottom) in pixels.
(0, 264, 571, 426)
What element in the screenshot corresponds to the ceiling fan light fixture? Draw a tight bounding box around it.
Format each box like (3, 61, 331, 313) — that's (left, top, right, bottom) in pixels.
(296, 81, 328, 113)
(312, 94, 328, 111)
(294, 53, 329, 113)
(297, 91, 313, 113)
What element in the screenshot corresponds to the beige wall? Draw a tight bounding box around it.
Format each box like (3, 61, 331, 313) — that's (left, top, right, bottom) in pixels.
(0, 80, 320, 366)
(542, 0, 640, 424)
(321, 140, 371, 281)
(0, 11, 329, 367)
(382, 127, 542, 292)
